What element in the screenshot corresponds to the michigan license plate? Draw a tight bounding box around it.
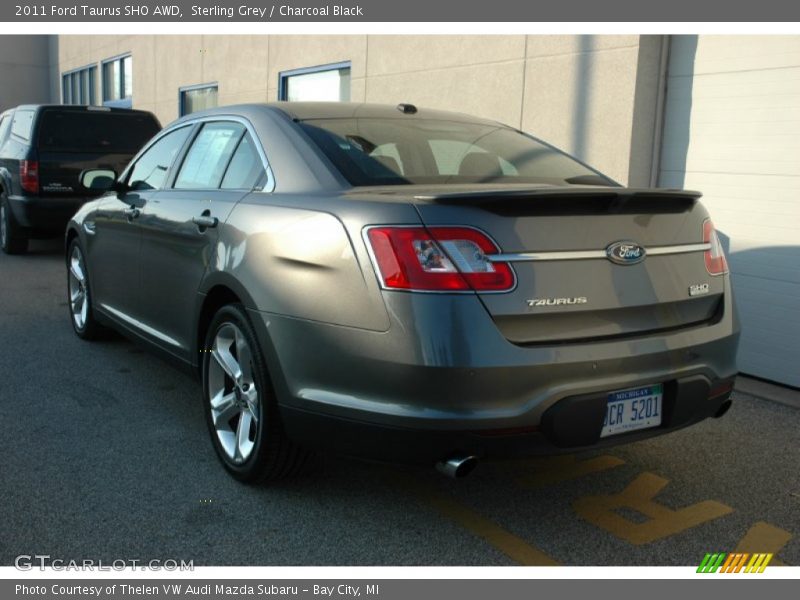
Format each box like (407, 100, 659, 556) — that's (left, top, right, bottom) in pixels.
(600, 383, 663, 438)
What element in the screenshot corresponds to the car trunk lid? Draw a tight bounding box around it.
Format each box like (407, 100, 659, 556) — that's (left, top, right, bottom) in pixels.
(375, 185, 722, 344)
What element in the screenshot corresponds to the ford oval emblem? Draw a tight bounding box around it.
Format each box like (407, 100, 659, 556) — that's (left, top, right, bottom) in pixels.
(606, 241, 646, 265)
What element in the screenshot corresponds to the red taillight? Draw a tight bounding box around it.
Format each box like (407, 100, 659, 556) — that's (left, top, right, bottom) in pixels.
(366, 226, 514, 292)
(703, 220, 728, 276)
(20, 160, 39, 194)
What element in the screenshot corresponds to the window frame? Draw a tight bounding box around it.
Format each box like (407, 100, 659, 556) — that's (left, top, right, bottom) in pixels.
(101, 53, 133, 109)
(61, 64, 97, 105)
(120, 116, 274, 194)
(278, 61, 352, 102)
(178, 83, 219, 117)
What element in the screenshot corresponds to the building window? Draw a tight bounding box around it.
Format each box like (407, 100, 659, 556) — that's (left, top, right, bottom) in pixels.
(179, 84, 219, 116)
(102, 54, 132, 108)
(278, 62, 351, 102)
(62, 66, 96, 105)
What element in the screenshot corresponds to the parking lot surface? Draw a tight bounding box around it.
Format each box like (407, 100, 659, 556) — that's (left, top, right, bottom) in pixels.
(1, 240, 798, 566)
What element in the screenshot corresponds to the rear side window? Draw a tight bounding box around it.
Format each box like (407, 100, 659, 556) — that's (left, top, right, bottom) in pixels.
(0, 116, 11, 144)
(11, 110, 35, 141)
(128, 126, 192, 191)
(174, 122, 244, 190)
(38, 110, 160, 153)
(221, 133, 266, 190)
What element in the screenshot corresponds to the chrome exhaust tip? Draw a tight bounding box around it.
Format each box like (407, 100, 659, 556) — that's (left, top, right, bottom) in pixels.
(435, 455, 479, 479)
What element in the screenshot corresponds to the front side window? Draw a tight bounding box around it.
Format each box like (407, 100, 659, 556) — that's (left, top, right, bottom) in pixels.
(279, 62, 351, 102)
(180, 84, 218, 116)
(299, 118, 610, 187)
(127, 126, 192, 191)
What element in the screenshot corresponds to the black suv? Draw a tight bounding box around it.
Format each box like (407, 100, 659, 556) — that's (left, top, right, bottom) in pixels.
(0, 105, 160, 254)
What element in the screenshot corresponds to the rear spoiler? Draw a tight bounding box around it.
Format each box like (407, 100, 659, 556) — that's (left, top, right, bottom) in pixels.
(413, 187, 702, 216)
(413, 187, 702, 204)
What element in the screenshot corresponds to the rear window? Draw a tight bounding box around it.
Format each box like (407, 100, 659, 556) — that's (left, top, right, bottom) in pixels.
(299, 118, 611, 187)
(37, 110, 160, 153)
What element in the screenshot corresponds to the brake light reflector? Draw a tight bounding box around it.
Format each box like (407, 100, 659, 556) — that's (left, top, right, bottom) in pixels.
(703, 220, 728, 276)
(366, 227, 514, 292)
(20, 160, 39, 194)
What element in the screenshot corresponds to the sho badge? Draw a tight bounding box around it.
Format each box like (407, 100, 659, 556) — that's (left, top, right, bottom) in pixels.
(527, 297, 588, 307)
(689, 283, 710, 297)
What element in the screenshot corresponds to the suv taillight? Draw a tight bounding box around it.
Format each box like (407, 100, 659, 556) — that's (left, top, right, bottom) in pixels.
(20, 160, 39, 194)
(703, 220, 728, 276)
(366, 226, 514, 292)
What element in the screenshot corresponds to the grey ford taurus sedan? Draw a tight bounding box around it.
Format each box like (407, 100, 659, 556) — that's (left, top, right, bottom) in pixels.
(67, 102, 739, 482)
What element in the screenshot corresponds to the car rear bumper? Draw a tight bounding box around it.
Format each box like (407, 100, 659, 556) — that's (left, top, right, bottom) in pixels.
(7, 194, 88, 232)
(249, 278, 740, 463)
(279, 375, 734, 463)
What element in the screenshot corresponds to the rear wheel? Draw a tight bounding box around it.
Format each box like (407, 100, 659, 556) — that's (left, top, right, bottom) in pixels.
(67, 239, 103, 340)
(202, 304, 309, 483)
(0, 195, 28, 255)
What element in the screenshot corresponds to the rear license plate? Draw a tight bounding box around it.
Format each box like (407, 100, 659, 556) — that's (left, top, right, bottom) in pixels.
(600, 383, 663, 438)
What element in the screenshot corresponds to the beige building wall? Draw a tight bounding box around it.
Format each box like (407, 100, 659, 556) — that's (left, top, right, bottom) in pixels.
(54, 34, 665, 185)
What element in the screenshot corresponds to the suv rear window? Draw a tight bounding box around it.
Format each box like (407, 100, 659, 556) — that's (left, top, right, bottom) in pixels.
(300, 117, 611, 187)
(38, 110, 160, 153)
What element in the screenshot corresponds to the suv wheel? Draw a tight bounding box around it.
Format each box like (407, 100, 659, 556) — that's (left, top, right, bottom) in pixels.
(67, 239, 102, 339)
(0, 195, 28, 255)
(202, 304, 309, 483)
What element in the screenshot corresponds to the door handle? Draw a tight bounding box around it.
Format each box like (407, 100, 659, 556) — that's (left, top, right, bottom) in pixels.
(123, 207, 140, 220)
(192, 215, 218, 229)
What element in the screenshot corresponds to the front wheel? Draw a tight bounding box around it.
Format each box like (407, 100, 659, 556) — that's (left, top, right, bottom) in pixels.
(67, 239, 103, 340)
(202, 304, 309, 483)
(0, 195, 28, 255)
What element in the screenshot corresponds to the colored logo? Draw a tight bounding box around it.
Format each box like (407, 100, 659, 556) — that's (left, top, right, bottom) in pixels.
(605, 241, 646, 265)
(697, 552, 773, 573)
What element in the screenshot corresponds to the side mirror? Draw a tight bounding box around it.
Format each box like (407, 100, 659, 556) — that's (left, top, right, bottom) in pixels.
(80, 169, 119, 192)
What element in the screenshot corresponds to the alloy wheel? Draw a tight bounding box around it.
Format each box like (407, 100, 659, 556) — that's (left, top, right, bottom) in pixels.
(207, 323, 260, 464)
(68, 245, 89, 330)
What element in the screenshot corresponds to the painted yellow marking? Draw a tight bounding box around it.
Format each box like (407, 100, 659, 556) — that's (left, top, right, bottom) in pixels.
(735, 521, 792, 567)
(392, 472, 559, 566)
(573, 472, 734, 545)
(515, 454, 625, 488)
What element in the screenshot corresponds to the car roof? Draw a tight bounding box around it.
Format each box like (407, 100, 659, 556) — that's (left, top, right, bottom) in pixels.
(172, 102, 508, 128)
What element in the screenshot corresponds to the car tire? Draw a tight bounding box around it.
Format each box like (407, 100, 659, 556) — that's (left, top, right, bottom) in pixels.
(66, 238, 103, 340)
(202, 304, 310, 483)
(0, 194, 29, 255)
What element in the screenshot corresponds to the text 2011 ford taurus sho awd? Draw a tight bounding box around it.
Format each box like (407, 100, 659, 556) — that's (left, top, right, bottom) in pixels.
(66, 102, 739, 482)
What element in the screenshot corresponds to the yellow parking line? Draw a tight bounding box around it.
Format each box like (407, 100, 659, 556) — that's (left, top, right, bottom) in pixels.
(573, 472, 734, 545)
(393, 473, 559, 565)
(735, 521, 792, 566)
